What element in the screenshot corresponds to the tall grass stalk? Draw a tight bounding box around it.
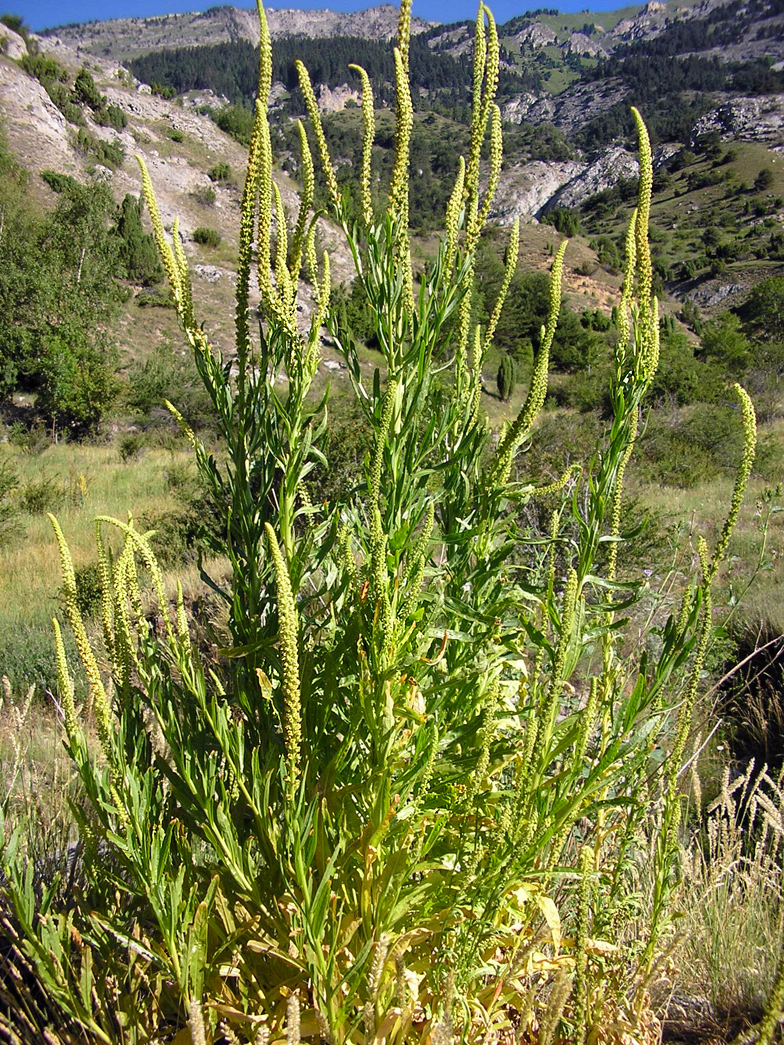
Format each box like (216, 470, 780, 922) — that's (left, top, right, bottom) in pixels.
(0, 2, 763, 1042)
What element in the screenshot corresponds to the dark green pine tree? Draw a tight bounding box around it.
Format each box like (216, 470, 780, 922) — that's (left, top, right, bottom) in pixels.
(113, 194, 163, 286)
(497, 355, 516, 401)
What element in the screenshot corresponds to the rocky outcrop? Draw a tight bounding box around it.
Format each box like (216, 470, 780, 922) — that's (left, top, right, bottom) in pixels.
(565, 32, 606, 56)
(691, 95, 784, 143)
(509, 23, 558, 50)
(491, 160, 584, 224)
(41, 5, 434, 61)
(500, 93, 554, 125)
(500, 78, 627, 134)
(0, 25, 27, 59)
(491, 146, 646, 223)
(317, 83, 361, 113)
(0, 57, 74, 174)
(546, 147, 640, 211)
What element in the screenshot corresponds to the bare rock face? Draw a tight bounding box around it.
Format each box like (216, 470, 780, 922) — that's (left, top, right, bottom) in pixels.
(565, 32, 606, 57)
(543, 79, 628, 136)
(41, 5, 433, 62)
(492, 146, 645, 224)
(317, 83, 361, 113)
(0, 58, 74, 174)
(501, 93, 554, 125)
(509, 23, 558, 50)
(547, 147, 640, 211)
(692, 95, 784, 143)
(610, 0, 672, 43)
(491, 160, 584, 224)
(0, 25, 27, 59)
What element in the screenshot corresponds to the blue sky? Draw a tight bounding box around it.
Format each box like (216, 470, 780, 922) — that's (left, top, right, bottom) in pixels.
(23, 0, 633, 34)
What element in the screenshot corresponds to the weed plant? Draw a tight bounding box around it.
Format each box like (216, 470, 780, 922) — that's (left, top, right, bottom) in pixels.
(0, 3, 775, 1044)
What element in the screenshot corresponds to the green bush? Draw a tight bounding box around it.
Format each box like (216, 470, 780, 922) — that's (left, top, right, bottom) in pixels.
(73, 66, 103, 109)
(0, 461, 20, 546)
(191, 185, 216, 207)
(20, 474, 68, 515)
(70, 562, 102, 619)
(125, 341, 214, 428)
(74, 128, 124, 169)
(211, 102, 255, 145)
(118, 432, 145, 462)
(543, 206, 580, 236)
(40, 169, 79, 194)
(93, 103, 127, 130)
(192, 225, 220, 247)
(0, 618, 80, 694)
(207, 162, 231, 182)
(19, 51, 68, 85)
(135, 287, 175, 308)
(113, 193, 164, 285)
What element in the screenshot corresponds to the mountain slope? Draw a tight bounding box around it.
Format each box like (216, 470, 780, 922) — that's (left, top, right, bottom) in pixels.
(41, 4, 434, 60)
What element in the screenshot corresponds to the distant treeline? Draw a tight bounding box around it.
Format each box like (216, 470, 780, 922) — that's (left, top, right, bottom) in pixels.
(129, 33, 540, 116)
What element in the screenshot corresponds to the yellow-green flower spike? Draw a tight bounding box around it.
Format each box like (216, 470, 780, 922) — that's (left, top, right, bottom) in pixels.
(708, 384, 756, 582)
(305, 218, 319, 292)
(398, 502, 435, 624)
(236, 97, 265, 357)
(631, 107, 654, 359)
(390, 47, 414, 222)
(481, 7, 500, 128)
(256, 118, 274, 305)
(48, 515, 113, 757)
(256, 0, 272, 105)
(489, 239, 567, 487)
(348, 64, 375, 228)
(52, 617, 78, 740)
(646, 295, 661, 383)
(315, 249, 331, 329)
(296, 61, 340, 212)
(370, 380, 398, 508)
(485, 218, 519, 349)
(466, 4, 487, 207)
(264, 522, 302, 791)
(617, 207, 637, 366)
(164, 400, 198, 451)
(290, 120, 314, 281)
(575, 676, 600, 765)
(473, 104, 502, 243)
(542, 566, 578, 730)
(397, 0, 412, 71)
(455, 259, 474, 400)
(136, 155, 182, 309)
(445, 156, 465, 273)
(533, 463, 580, 499)
(171, 216, 194, 328)
(97, 517, 174, 644)
(95, 519, 115, 672)
(273, 181, 292, 310)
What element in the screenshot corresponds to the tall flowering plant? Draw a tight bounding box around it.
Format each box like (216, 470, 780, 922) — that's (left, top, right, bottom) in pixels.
(0, 2, 759, 1043)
